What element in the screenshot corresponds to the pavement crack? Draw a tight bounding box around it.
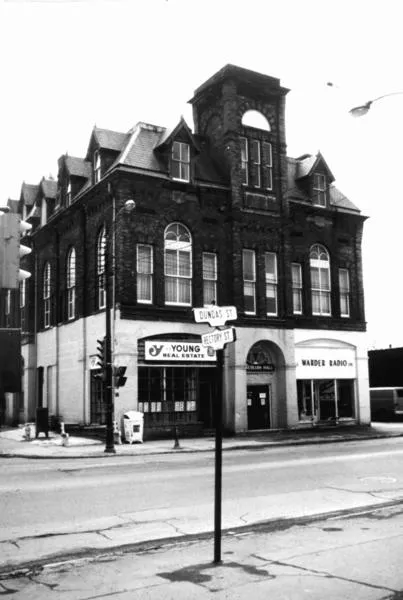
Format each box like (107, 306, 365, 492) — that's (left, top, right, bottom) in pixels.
(80, 582, 166, 599)
(259, 557, 399, 593)
(0, 581, 19, 595)
(164, 519, 186, 536)
(96, 531, 112, 540)
(27, 574, 58, 591)
(9, 541, 20, 549)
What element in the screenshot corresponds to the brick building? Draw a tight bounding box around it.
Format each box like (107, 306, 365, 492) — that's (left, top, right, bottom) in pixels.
(7, 64, 370, 435)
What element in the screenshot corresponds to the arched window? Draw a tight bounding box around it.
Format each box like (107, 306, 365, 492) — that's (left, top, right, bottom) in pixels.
(97, 227, 106, 309)
(241, 110, 271, 131)
(164, 223, 192, 305)
(310, 244, 331, 315)
(66, 247, 76, 320)
(240, 109, 273, 190)
(43, 262, 51, 328)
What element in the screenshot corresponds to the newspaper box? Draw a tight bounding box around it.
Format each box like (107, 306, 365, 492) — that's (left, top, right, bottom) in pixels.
(123, 411, 144, 444)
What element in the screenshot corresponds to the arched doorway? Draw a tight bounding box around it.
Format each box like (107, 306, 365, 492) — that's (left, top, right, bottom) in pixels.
(246, 340, 285, 430)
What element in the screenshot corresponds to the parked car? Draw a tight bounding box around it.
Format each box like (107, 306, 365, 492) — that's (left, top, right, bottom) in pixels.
(370, 387, 403, 421)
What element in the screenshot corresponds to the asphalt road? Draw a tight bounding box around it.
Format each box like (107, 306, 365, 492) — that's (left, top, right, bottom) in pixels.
(2, 436, 403, 547)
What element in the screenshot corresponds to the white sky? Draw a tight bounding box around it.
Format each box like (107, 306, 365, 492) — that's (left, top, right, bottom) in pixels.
(1, 0, 402, 349)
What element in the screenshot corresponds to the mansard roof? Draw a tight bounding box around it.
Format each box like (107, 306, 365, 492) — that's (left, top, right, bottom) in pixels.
(40, 177, 58, 198)
(6, 199, 19, 214)
(20, 182, 39, 206)
(93, 127, 129, 151)
(86, 126, 129, 159)
(64, 156, 91, 179)
(110, 121, 226, 185)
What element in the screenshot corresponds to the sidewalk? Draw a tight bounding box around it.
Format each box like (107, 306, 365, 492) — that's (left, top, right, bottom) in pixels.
(1, 421, 403, 459)
(2, 503, 403, 598)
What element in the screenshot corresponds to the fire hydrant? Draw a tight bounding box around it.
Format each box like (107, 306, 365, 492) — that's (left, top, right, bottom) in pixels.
(60, 422, 69, 446)
(24, 423, 32, 441)
(113, 420, 122, 445)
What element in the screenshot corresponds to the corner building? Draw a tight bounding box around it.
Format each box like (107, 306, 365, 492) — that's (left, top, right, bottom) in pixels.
(14, 65, 370, 436)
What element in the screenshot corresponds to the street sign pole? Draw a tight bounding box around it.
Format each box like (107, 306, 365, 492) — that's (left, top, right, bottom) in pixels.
(194, 304, 237, 565)
(214, 348, 223, 564)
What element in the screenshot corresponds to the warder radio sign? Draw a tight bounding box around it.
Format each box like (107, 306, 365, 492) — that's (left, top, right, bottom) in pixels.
(295, 347, 356, 379)
(145, 341, 216, 362)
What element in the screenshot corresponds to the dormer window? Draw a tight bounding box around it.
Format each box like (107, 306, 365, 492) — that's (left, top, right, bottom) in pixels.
(93, 150, 101, 184)
(41, 197, 47, 226)
(313, 173, 326, 207)
(66, 181, 72, 206)
(171, 141, 190, 182)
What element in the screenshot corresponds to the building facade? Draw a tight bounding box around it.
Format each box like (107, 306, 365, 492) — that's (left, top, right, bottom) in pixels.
(8, 64, 370, 435)
(368, 347, 403, 388)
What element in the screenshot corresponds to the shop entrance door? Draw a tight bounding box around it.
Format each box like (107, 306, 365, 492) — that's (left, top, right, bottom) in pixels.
(247, 385, 271, 430)
(314, 379, 336, 421)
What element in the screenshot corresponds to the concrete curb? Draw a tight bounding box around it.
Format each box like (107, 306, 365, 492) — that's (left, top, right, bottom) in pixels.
(1, 497, 402, 579)
(1, 431, 402, 460)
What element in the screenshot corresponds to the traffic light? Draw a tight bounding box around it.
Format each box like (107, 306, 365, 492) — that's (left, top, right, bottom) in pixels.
(96, 337, 106, 369)
(0, 212, 32, 289)
(114, 366, 127, 388)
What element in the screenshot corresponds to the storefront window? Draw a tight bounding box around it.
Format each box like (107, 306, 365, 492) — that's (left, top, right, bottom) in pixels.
(297, 378, 355, 421)
(138, 366, 216, 426)
(297, 380, 313, 420)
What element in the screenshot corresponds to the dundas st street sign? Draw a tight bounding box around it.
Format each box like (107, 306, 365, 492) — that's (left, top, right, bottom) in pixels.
(194, 305, 238, 351)
(193, 305, 237, 327)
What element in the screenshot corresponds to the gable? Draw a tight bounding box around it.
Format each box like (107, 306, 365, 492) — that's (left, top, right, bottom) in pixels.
(296, 152, 335, 183)
(155, 117, 200, 153)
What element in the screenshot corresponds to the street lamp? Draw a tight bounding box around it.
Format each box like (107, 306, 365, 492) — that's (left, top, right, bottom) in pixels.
(104, 195, 136, 454)
(349, 91, 403, 117)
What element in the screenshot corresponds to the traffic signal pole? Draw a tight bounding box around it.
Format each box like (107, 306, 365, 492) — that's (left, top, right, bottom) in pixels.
(0, 212, 31, 289)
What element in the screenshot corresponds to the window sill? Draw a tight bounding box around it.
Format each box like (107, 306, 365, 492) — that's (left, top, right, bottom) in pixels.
(165, 303, 192, 308)
(172, 177, 190, 184)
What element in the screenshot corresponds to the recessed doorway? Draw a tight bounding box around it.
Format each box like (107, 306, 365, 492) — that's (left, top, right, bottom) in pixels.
(247, 384, 271, 430)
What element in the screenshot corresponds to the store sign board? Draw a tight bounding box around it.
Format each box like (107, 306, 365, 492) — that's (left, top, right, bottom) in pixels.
(247, 363, 275, 373)
(145, 341, 216, 362)
(193, 305, 237, 327)
(295, 347, 356, 379)
(201, 326, 236, 350)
